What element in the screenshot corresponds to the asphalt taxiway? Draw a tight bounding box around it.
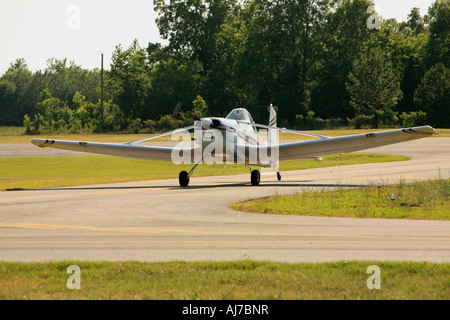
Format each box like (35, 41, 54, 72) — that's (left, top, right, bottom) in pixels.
(0, 138, 449, 262)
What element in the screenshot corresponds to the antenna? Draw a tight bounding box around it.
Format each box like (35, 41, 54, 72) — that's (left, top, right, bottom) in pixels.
(101, 53, 104, 131)
(172, 101, 183, 118)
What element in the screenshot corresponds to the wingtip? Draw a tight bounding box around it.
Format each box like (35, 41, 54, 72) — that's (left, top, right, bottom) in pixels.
(402, 126, 438, 136)
(31, 138, 43, 146)
(430, 126, 438, 135)
(31, 138, 55, 148)
(422, 126, 438, 135)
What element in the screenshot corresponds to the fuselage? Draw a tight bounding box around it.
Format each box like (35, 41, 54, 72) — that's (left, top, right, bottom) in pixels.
(197, 109, 272, 167)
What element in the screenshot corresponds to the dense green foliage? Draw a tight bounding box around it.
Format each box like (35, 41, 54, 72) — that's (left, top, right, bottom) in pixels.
(0, 0, 449, 132)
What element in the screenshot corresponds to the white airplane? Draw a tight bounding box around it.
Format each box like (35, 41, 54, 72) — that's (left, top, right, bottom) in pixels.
(31, 106, 437, 187)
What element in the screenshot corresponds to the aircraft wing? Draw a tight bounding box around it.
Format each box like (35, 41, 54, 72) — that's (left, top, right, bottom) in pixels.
(30, 125, 198, 162)
(251, 126, 437, 161)
(31, 126, 437, 163)
(31, 138, 198, 162)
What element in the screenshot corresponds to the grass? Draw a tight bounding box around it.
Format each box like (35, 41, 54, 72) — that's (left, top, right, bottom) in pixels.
(279, 153, 408, 171)
(0, 153, 407, 191)
(0, 127, 24, 136)
(230, 179, 450, 220)
(0, 260, 448, 300)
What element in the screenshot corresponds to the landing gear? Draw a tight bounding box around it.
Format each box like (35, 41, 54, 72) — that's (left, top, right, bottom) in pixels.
(240, 157, 261, 186)
(277, 172, 281, 181)
(251, 170, 261, 186)
(179, 171, 190, 187)
(178, 153, 207, 187)
(179, 155, 264, 187)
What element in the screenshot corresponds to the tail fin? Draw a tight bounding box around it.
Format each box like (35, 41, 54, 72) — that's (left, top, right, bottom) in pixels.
(267, 104, 279, 170)
(267, 104, 278, 146)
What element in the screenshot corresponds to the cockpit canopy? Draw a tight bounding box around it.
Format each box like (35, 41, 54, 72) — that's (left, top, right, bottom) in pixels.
(226, 108, 254, 123)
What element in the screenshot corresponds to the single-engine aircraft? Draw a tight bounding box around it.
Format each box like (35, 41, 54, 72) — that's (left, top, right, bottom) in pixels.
(31, 106, 437, 187)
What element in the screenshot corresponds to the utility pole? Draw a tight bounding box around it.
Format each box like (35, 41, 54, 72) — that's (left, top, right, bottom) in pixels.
(101, 53, 104, 131)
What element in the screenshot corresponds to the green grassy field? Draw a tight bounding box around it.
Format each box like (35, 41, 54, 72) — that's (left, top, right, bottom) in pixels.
(0, 260, 448, 300)
(0, 153, 408, 191)
(230, 179, 450, 220)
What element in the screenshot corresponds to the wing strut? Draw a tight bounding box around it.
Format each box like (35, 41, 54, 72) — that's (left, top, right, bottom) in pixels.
(238, 121, 330, 140)
(124, 125, 195, 145)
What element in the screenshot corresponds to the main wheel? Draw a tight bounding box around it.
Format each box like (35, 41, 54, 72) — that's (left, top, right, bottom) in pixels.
(179, 171, 190, 187)
(277, 172, 282, 181)
(251, 170, 260, 186)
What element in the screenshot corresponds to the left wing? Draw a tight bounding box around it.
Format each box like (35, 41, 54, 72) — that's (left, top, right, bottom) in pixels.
(31, 126, 197, 161)
(31, 138, 199, 161)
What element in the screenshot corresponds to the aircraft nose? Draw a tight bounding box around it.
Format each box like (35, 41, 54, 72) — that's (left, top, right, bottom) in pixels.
(201, 119, 214, 130)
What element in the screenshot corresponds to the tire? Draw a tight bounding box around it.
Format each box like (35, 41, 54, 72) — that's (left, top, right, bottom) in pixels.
(179, 171, 190, 187)
(251, 170, 260, 186)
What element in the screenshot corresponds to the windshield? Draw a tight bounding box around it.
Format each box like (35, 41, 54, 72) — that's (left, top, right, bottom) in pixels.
(226, 109, 254, 123)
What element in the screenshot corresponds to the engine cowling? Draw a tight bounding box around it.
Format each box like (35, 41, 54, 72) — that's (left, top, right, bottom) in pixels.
(201, 118, 221, 130)
(202, 118, 214, 130)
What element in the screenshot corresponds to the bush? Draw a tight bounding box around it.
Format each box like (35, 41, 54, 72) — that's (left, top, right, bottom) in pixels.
(156, 115, 182, 132)
(295, 111, 326, 129)
(378, 109, 399, 128)
(127, 118, 143, 134)
(347, 114, 374, 129)
(23, 114, 33, 134)
(399, 111, 428, 127)
(143, 119, 157, 133)
(23, 88, 126, 134)
(325, 118, 347, 129)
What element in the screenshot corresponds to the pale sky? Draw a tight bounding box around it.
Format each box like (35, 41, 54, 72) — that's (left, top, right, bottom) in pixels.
(0, 0, 437, 75)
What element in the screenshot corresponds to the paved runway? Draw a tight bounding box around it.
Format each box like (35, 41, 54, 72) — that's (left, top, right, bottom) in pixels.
(0, 138, 449, 262)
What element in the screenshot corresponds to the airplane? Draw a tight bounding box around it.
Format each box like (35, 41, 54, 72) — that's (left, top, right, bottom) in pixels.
(31, 106, 437, 187)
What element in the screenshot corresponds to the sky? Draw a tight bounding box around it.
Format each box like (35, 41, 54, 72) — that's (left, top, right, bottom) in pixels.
(0, 0, 438, 75)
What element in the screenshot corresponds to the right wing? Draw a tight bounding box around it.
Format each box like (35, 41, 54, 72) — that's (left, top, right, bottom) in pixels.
(275, 126, 437, 161)
(243, 126, 437, 163)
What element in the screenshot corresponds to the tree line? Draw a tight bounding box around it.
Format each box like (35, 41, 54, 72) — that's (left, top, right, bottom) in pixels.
(0, 0, 449, 134)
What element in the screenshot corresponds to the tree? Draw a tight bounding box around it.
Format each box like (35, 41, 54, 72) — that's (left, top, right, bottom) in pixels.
(108, 40, 151, 121)
(0, 58, 33, 125)
(414, 62, 450, 127)
(0, 80, 17, 125)
(146, 57, 203, 119)
(311, 0, 374, 120)
(0, 57, 101, 128)
(425, 0, 450, 68)
(153, 0, 242, 118)
(404, 7, 425, 34)
(154, 0, 238, 71)
(35, 89, 71, 132)
(238, 0, 332, 125)
(346, 48, 403, 128)
(387, 19, 429, 114)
